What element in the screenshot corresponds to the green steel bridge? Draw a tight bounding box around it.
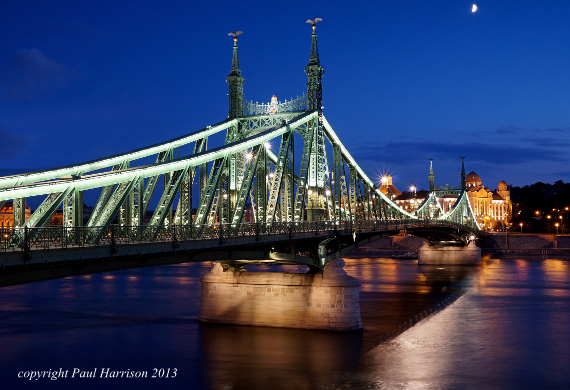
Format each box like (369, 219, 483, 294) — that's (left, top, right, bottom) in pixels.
(0, 21, 480, 285)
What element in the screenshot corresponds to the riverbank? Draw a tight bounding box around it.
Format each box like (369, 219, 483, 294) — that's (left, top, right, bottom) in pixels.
(354, 233, 570, 260)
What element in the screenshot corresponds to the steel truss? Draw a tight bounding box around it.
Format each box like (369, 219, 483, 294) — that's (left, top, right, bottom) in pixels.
(0, 26, 478, 250)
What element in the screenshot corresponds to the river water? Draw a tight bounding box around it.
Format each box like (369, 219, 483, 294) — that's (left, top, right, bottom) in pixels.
(1, 256, 569, 390)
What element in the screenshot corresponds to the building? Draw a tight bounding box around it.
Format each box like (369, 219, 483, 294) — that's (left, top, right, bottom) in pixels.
(379, 175, 401, 200)
(0, 201, 32, 227)
(465, 172, 511, 230)
(393, 190, 429, 213)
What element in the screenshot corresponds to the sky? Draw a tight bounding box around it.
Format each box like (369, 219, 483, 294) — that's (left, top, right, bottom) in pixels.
(1, 0, 570, 196)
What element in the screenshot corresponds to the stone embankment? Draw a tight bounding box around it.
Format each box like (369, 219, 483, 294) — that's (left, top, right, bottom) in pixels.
(482, 233, 570, 259)
(349, 234, 570, 260)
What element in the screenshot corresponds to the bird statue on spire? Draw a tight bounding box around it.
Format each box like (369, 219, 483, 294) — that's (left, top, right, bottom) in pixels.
(228, 31, 243, 41)
(306, 18, 322, 29)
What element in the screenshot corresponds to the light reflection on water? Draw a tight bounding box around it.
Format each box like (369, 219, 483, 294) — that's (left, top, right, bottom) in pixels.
(0, 257, 568, 389)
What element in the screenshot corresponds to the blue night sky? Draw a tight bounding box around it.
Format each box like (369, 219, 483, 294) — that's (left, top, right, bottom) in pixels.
(1, 0, 569, 195)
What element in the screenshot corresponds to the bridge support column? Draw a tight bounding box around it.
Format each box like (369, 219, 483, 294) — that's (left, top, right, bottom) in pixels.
(418, 241, 481, 265)
(199, 258, 362, 331)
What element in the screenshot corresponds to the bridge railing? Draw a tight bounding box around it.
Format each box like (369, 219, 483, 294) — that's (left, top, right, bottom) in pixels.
(0, 218, 475, 256)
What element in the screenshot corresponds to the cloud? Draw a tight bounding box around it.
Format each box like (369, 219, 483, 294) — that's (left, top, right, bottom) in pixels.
(545, 127, 570, 133)
(496, 126, 523, 134)
(1, 49, 70, 100)
(350, 137, 569, 168)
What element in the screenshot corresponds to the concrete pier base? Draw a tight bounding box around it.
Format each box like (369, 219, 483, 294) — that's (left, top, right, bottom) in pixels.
(199, 259, 362, 331)
(418, 241, 482, 265)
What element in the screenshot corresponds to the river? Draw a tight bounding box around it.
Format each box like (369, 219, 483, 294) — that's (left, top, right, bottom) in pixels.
(1, 256, 569, 389)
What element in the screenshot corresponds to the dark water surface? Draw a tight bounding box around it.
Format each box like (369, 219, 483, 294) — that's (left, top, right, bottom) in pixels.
(1, 257, 569, 389)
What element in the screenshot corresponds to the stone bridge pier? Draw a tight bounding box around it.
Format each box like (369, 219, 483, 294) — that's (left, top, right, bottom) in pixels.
(198, 259, 362, 331)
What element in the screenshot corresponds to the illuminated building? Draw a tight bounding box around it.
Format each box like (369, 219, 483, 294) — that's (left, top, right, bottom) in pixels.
(0, 201, 32, 227)
(393, 190, 429, 213)
(379, 175, 401, 200)
(465, 172, 511, 230)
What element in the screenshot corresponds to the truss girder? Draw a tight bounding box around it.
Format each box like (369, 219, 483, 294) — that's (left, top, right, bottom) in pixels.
(0, 119, 237, 189)
(142, 149, 173, 217)
(321, 116, 414, 219)
(230, 145, 261, 227)
(255, 147, 267, 223)
(88, 162, 128, 226)
(349, 167, 357, 221)
(266, 130, 292, 224)
(12, 197, 26, 227)
(415, 193, 442, 219)
(0, 112, 316, 202)
(63, 188, 83, 228)
(193, 155, 228, 227)
(24, 189, 73, 230)
(87, 179, 138, 230)
(238, 113, 299, 138)
(293, 118, 316, 221)
(130, 178, 144, 226)
(146, 167, 188, 229)
(440, 190, 480, 230)
(174, 137, 207, 226)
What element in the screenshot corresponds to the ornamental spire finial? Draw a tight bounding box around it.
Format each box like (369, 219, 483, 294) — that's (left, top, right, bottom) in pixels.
(304, 18, 324, 112)
(305, 18, 322, 66)
(429, 159, 435, 192)
(460, 157, 466, 191)
(228, 31, 243, 76)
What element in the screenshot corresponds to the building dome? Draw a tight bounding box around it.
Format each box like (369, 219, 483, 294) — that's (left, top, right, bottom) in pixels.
(465, 171, 481, 188)
(466, 171, 480, 183)
(498, 180, 508, 191)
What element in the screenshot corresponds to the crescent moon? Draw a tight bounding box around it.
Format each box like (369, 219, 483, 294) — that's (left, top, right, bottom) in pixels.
(472, 4, 478, 13)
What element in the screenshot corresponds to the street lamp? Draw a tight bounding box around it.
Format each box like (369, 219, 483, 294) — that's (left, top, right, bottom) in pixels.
(519, 222, 523, 233)
(555, 222, 559, 234)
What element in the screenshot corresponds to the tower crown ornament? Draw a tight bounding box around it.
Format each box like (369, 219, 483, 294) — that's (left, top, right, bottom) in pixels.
(304, 18, 325, 112)
(226, 31, 245, 119)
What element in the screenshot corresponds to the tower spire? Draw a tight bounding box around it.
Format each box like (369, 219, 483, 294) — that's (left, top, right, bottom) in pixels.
(460, 157, 466, 191)
(227, 31, 245, 119)
(428, 159, 435, 192)
(304, 18, 325, 111)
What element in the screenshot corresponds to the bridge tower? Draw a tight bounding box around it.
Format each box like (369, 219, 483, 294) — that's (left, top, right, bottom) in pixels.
(428, 159, 435, 192)
(304, 19, 327, 221)
(225, 32, 247, 223)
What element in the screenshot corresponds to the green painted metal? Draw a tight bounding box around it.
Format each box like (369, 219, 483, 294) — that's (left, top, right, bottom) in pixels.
(13, 197, 25, 227)
(293, 118, 316, 221)
(266, 130, 292, 223)
(0, 119, 236, 190)
(194, 155, 228, 228)
(255, 147, 266, 223)
(227, 34, 245, 119)
(0, 23, 479, 248)
(146, 167, 188, 230)
(24, 189, 72, 230)
(441, 190, 481, 230)
(230, 145, 261, 228)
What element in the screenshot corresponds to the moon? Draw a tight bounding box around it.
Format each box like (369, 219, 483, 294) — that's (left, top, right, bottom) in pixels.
(472, 4, 478, 12)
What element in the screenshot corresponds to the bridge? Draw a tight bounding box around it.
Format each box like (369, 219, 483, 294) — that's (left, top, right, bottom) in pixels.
(0, 22, 480, 288)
